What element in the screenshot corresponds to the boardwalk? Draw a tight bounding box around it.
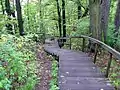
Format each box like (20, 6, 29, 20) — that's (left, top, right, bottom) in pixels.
(44, 39, 115, 90)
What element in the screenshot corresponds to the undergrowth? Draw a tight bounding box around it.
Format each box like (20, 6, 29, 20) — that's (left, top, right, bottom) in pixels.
(0, 34, 37, 90)
(95, 51, 120, 90)
(50, 58, 59, 90)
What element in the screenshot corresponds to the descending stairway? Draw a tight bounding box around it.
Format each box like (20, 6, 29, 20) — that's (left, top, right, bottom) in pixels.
(44, 39, 115, 90)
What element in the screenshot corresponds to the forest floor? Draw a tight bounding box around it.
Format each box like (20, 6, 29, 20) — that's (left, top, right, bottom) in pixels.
(89, 50, 120, 90)
(35, 44, 52, 90)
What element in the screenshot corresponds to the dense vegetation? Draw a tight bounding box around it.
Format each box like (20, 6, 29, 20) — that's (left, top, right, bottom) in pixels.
(0, 35, 37, 90)
(0, 0, 120, 90)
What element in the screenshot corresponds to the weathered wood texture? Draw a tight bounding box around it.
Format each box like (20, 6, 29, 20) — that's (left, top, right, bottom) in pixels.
(44, 39, 115, 90)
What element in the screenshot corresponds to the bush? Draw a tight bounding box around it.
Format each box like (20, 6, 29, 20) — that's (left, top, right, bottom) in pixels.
(0, 34, 37, 90)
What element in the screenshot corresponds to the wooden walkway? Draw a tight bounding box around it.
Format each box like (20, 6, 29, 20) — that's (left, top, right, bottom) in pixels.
(44, 39, 115, 90)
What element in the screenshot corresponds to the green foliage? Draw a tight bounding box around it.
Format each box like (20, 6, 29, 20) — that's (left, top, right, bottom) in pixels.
(106, 23, 116, 47)
(0, 14, 6, 34)
(71, 17, 89, 36)
(0, 34, 37, 90)
(107, 22, 120, 51)
(50, 59, 59, 90)
(110, 60, 120, 88)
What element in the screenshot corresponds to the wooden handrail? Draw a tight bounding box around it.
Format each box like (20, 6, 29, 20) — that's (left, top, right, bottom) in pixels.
(58, 35, 120, 77)
(59, 35, 120, 60)
(78, 35, 120, 60)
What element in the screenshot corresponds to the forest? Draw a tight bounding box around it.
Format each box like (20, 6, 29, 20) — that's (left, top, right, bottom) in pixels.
(0, 0, 120, 90)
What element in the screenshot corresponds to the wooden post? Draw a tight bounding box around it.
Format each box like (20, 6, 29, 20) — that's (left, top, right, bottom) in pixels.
(70, 38, 71, 50)
(105, 53, 112, 78)
(94, 44, 98, 63)
(82, 38, 85, 52)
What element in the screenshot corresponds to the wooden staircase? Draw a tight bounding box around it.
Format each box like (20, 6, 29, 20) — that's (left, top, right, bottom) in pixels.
(44, 38, 115, 90)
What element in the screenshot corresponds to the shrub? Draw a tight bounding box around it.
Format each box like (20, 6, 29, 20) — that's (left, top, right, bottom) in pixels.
(0, 34, 37, 90)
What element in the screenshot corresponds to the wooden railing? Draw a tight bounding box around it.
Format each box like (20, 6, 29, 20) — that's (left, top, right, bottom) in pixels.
(58, 35, 120, 78)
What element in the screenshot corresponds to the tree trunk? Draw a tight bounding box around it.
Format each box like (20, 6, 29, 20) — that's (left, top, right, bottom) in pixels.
(56, 0, 62, 37)
(114, 0, 120, 36)
(1, 0, 5, 14)
(89, 0, 101, 52)
(82, 7, 89, 18)
(27, 0, 30, 30)
(89, 0, 101, 40)
(5, 0, 11, 15)
(100, 0, 111, 43)
(15, 0, 24, 36)
(77, 0, 82, 19)
(62, 0, 66, 38)
(78, 5, 82, 19)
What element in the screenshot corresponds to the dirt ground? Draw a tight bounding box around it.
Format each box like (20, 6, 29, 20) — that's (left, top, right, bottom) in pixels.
(35, 45, 52, 90)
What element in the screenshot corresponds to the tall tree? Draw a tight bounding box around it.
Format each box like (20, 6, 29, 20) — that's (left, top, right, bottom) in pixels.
(5, 0, 11, 15)
(56, 0, 62, 37)
(100, 0, 111, 43)
(70, 0, 89, 18)
(15, 0, 24, 36)
(27, 0, 30, 30)
(77, 0, 82, 19)
(114, 0, 120, 37)
(62, 0, 66, 37)
(5, 0, 14, 34)
(89, 0, 101, 40)
(82, 6, 89, 18)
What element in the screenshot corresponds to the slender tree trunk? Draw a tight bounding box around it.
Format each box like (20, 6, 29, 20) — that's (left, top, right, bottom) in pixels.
(5, 0, 11, 15)
(1, 0, 5, 14)
(27, 0, 30, 30)
(77, 0, 82, 19)
(62, 0, 66, 37)
(5, 0, 14, 34)
(114, 0, 120, 36)
(78, 5, 82, 19)
(56, 0, 62, 37)
(38, 0, 42, 32)
(11, 0, 16, 18)
(82, 7, 89, 17)
(15, 0, 24, 36)
(100, 0, 111, 43)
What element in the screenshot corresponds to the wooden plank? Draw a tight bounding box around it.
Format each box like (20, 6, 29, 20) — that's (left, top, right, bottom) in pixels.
(59, 84, 114, 90)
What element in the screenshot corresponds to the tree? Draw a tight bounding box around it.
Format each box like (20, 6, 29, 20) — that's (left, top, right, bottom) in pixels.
(27, 0, 30, 30)
(89, 0, 101, 40)
(100, 0, 111, 43)
(62, 0, 66, 37)
(77, 0, 82, 19)
(82, 7, 89, 18)
(70, 0, 89, 18)
(5, 0, 14, 34)
(5, 0, 11, 15)
(88, 0, 101, 52)
(56, 0, 62, 37)
(15, 0, 24, 36)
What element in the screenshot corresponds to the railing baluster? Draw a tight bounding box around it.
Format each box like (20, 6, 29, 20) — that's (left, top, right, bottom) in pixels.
(94, 44, 98, 63)
(70, 38, 71, 50)
(82, 38, 85, 52)
(105, 53, 112, 78)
